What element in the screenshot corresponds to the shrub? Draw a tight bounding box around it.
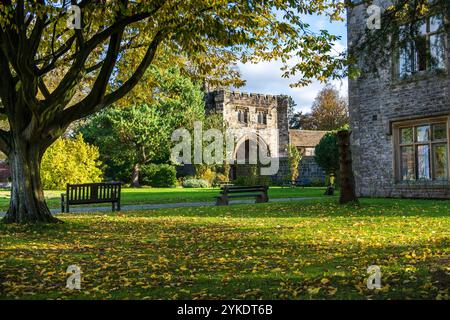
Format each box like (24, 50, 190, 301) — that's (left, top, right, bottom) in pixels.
(213, 173, 229, 186)
(314, 132, 339, 176)
(233, 168, 273, 186)
(182, 178, 210, 188)
(196, 167, 216, 185)
(311, 178, 326, 187)
(140, 164, 177, 187)
(288, 145, 302, 182)
(41, 134, 103, 190)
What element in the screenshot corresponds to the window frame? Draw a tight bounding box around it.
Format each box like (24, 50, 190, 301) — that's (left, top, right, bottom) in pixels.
(256, 110, 268, 125)
(236, 107, 249, 124)
(396, 14, 448, 79)
(393, 116, 450, 182)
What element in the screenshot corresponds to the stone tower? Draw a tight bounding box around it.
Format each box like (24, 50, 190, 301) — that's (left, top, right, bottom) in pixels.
(205, 89, 290, 180)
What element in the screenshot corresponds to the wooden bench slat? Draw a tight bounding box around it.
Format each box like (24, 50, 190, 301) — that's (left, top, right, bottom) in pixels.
(216, 193, 262, 198)
(62, 182, 121, 213)
(215, 185, 269, 206)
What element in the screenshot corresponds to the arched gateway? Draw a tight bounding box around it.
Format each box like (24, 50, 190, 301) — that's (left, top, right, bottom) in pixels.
(205, 90, 290, 182)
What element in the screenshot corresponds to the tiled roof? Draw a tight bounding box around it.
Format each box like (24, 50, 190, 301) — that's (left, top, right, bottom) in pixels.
(289, 130, 328, 147)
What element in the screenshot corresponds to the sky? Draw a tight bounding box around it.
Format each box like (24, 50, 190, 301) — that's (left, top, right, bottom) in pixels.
(236, 14, 348, 114)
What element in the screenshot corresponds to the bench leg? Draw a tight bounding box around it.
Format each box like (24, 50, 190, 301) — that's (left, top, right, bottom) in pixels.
(61, 195, 65, 213)
(112, 202, 115, 212)
(256, 194, 268, 203)
(216, 196, 229, 206)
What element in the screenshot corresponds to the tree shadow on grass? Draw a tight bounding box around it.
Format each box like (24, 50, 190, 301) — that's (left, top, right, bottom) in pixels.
(0, 213, 448, 299)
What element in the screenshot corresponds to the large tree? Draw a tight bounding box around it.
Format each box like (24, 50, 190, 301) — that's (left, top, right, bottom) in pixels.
(0, 0, 348, 223)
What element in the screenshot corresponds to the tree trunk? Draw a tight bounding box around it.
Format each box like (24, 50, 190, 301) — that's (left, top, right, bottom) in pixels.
(131, 163, 141, 188)
(337, 130, 358, 204)
(3, 136, 60, 224)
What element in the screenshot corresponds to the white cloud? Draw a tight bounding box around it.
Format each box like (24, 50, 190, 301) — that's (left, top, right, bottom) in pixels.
(235, 41, 348, 113)
(232, 16, 348, 113)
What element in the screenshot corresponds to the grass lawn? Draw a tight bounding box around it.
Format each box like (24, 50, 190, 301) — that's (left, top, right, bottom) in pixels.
(0, 197, 448, 300)
(0, 186, 330, 211)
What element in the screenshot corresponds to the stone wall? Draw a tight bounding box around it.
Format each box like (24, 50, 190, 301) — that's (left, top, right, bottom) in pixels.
(348, 1, 450, 198)
(297, 156, 327, 186)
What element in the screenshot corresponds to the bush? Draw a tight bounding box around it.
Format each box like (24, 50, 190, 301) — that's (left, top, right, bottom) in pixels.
(196, 167, 216, 185)
(314, 132, 339, 176)
(213, 173, 229, 187)
(41, 134, 103, 190)
(182, 178, 210, 188)
(140, 164, 177, 187)
(233, 168, 273, 186)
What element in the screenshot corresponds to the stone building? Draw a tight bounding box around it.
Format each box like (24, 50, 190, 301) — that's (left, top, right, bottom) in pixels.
(348, 1, 450, 198)
(206, 89, 328, 184)
(205, 89, 290, 181)
(289, 130, 327, 185)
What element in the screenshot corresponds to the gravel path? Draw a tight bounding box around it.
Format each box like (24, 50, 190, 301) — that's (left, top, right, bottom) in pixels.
(0, 197, 314, 217)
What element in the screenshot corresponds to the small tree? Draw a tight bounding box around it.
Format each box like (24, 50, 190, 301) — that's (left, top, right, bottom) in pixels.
(287, 145, 302, 185)
(314, 132, 339, 180)
(41, 135, 103, 190)
(300, 85, 349, 131)
(80, 67, 205, 186)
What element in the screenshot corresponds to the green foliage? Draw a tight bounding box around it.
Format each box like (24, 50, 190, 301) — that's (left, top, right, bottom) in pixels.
(233, 165, 272, 186)
(79, 66, 205, 182)
(311, 178, 326, 187)
(287, 146, 302, 182)
(314, 132, 339, 176)
(182, 178, 210, 188)
(190, 113, 231, 185)
(40, 135, 103, 190)
(140, 164, 177, 188)
(299, 85, 349, 130)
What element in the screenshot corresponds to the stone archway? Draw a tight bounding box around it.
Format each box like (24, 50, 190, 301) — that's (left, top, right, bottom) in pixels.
(231, 134, 271, 180)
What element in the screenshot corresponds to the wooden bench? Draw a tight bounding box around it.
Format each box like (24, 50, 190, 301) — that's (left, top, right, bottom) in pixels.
(215, 185, 269, 206)
(61, 182, 121, 213)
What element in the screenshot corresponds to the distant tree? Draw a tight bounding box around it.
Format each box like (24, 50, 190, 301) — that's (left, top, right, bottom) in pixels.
(287, 97, 302, 129)
(301, 85, 349, 131)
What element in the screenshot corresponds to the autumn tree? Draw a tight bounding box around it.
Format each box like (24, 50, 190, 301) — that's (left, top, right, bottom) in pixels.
(0, 1, 350, 223)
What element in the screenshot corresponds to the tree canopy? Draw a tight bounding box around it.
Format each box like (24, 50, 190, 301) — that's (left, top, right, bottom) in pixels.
(79, 66, 204, 186)
(314, 131, 339, 177)
(299, 84, 348, 131)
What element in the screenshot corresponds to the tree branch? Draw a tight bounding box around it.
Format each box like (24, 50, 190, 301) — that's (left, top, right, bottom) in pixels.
(50, 29, 164, 131)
